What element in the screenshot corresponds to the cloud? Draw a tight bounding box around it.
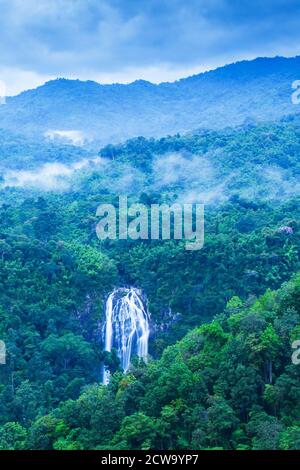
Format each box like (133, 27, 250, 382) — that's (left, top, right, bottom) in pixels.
(0, 0, 300, 93)
(0, 67, 55, 96)
(2, 157, 104, 191)
(45, 130, 86, 146)
(152, 153, 213, 188)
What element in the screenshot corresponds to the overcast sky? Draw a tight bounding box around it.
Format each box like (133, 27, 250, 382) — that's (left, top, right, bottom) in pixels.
(0, 0, 300, 95)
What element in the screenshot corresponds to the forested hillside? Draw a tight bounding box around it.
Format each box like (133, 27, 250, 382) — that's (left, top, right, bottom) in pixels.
(0, 116, 299, 450)
(0, 56, 300, 145)
(1, 274, 299, 450)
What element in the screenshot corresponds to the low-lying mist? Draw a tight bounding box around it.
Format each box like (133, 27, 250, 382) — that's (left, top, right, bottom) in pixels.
(2, 157, 104, 191)
(1, 149, 299, 206)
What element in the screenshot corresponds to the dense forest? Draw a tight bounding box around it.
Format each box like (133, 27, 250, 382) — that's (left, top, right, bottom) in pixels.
(0, 116, 299, 449)
(3, 273, 299, 451)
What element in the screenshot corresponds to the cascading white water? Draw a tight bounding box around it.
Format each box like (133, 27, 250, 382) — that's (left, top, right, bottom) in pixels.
(102, 288, 150, 384)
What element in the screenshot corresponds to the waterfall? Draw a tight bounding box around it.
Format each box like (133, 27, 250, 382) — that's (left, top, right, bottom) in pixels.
(102, 288, 150, 384)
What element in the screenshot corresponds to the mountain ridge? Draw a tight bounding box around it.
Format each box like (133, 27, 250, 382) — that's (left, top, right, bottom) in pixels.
(12, 55, 300, 94)
(1, 55, 300, 146)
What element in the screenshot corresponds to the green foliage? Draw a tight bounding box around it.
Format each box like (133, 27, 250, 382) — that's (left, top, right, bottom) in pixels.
(12, 274, 299, 450)
(0, 121, 300, 450)
(0, 422, 27, 450)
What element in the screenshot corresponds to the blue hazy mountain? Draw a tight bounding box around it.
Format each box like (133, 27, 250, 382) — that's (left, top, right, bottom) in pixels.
(0, 56, 300, 147)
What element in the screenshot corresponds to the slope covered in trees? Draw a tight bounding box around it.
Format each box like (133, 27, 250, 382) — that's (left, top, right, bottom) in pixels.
(0, 56, 300, 145)
(0, 118, 299, 450)
(1, 274, 299, 450)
